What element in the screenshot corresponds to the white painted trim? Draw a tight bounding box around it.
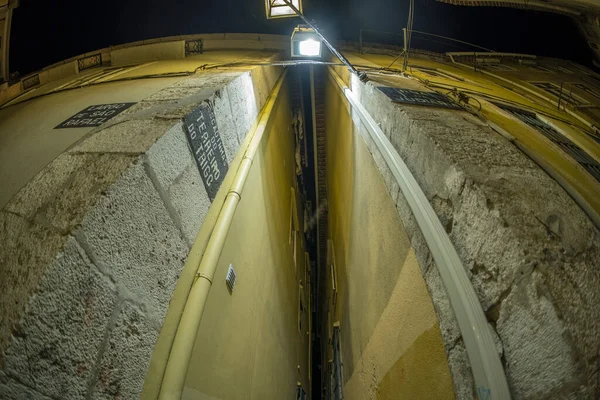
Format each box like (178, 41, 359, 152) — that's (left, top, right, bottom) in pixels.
(327, 69, 511, 400)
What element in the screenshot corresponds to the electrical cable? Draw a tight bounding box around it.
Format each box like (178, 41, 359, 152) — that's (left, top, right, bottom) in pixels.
(364, 63, 595, 135)
(408, 29, 495, 52)
(281, 0, 368, 81)
(1, 60, 350, 109)
(386, 0, 413, 70)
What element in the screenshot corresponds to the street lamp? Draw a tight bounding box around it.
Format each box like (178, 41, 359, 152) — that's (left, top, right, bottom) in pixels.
(265, 0, 368, 81)
(291, 27, 323, 58)
(266, 0, 303, 19)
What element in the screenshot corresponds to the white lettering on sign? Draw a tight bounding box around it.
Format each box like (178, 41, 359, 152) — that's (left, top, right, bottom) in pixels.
(184, 102, 229, 201)
(55, 103, 136, 129)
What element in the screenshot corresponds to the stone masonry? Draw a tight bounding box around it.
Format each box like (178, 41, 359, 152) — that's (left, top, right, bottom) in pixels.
(0, 60, 282, 399)
(347, 70, 600, 399)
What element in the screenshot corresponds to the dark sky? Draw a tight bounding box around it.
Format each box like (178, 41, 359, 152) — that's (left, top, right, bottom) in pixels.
(10, 0, 594, 76)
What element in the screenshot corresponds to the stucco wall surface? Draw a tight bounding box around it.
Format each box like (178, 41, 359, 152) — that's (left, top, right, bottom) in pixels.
(349, 69, 600, 399)
(0, 59, 282, 399)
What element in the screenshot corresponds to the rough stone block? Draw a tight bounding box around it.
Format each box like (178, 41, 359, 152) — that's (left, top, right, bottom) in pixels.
(71, 119, 175, 154)
(169, 163, 212, 245)
(171, 70, 241, 90)
(91, 301, 159, 400)
(424, 265, 461, 353)
(249, 66, 279, 111)
(4, 154, 85, 218)
(227, 73, 259, 143)
(43, 154, 136, 233)
(356, 75, 600, 398)
(145, 123, 195, 192)
(145, 86, 209, 102)
(79, 161, 189, 320)
(498, 272, 581, 399)
(0, 372, 53, 400)
(447, 341, 475, 400)
(0, 212, 66, 363)
(145, 123, 212, 244)
(2, 237, 116, 399)
(210, 89, 240, 164)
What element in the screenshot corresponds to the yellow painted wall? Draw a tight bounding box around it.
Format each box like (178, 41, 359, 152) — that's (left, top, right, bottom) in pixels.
(343, 51, 600, 227)
(111, 41, 185, 67)
(322, 72, 454, 399)
(0, 49, 280, 210)
(181, 80, 311, 399)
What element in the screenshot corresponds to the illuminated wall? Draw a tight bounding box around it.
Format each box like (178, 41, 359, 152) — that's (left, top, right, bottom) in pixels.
(0, 37, 301, 399)
(178, 80, 312, 400)
(324, 50, 600, 398)
(319, 70, 455, 399)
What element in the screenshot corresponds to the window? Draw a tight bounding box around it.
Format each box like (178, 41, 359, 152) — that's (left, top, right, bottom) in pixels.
(414, 67, 464, 82)
(290, 188, 298, 267)
(325, 360, 333, 400)
(482, 64, 517, 72)
(572, 83, 600, 101)
(296, 386, 307, 400)
(569, 63, 597, 76)
(304, 253, 309, 288)
(530, 82, 589, 106)
(328, 240, 338, 311)
(497, 84, 543, 105)
(298, 284, 305, 332)
(332, 325, 343, 400)
(528, 65, 552, 73)
(555, 66, 573, 74)
(52, 67, 126, 92)
(585, 75, 600, 90)
(330, 263, 338, 311)
(496, 103, 600, 183)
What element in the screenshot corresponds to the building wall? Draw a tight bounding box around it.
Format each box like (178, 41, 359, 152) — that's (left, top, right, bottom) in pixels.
(0, 45, 288, 399)
(335, 50, 600, 398)
(181, 79, 311, 400)
(320, 69, 455, 399)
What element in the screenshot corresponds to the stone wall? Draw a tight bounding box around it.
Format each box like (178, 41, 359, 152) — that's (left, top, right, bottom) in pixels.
(0, 62, 282, 399)
(348, 71, 600, 399)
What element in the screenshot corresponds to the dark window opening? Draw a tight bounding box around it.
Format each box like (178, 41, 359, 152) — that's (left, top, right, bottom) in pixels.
(497, 103, 600, 183)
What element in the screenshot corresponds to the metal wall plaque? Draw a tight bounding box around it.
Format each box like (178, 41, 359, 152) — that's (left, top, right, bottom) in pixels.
(377, 87, 461, 110)
(55, 103, 136, 129)
(183, 102, 229, 202)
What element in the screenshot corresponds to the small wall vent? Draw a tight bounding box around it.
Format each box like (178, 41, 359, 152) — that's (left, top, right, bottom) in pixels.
(225, 264, 236, 294)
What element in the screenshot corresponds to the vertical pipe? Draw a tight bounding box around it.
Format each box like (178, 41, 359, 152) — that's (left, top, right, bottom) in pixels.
(158, 70, 287, 400)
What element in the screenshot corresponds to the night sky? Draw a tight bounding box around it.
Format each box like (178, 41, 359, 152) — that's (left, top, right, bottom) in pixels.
(10, 0, 594, 76)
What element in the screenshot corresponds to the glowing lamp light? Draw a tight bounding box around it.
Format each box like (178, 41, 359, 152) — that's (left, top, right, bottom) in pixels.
(299, 39, 321, 57)
(266, 0, 302, 19)
(291, 27, 323, 58)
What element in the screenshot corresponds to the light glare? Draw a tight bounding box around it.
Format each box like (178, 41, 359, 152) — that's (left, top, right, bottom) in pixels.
(299, 39, 321, 56)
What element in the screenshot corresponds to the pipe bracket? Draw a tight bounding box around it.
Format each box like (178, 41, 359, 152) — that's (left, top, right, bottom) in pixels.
(195, 272, 213, 284)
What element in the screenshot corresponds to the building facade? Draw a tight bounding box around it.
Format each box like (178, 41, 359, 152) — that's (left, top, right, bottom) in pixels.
(0, 33, 599, 400)
(317, 47, 600, 399)
(437, 0, 600, 68)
